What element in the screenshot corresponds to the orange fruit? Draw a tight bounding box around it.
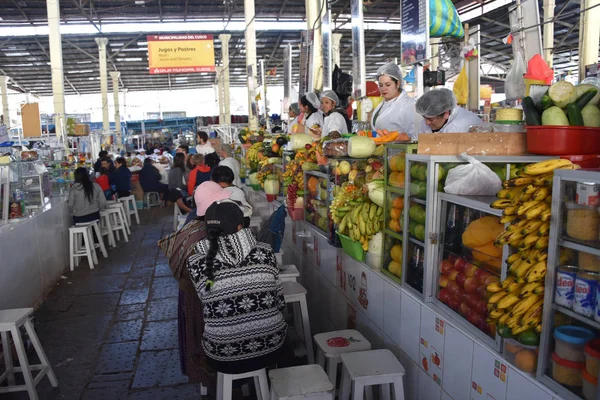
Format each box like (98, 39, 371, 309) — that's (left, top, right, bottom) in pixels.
(504, 341, 521, 354)
(390, 208, 401, 221)
(390, 244, 403, 263)
(515, 349, 538, 373)
(392, 197, 404, 210)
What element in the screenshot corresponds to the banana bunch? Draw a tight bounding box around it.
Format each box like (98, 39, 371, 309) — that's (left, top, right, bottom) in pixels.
(246, 143, 264, 165)
(330, 183, 364, 224)
(338, 202, 384, 251)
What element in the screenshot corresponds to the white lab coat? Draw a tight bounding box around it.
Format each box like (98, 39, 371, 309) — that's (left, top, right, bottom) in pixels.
(418, 106, 482, 136)
(323, 111, 349, 135)
(219, 157, 241, 188)
(370, 91, 420, 139)
(303, 110, 324, 129)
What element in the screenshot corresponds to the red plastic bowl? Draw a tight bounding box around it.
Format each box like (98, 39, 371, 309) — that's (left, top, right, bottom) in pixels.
(526, 126, 600, 155)
(560, 154, 600, 169)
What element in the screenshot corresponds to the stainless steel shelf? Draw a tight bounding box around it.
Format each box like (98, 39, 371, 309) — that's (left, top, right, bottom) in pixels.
(384, 186, 405, 196)
(409, 197, 426, 205)
(383, 229, 403, 242)
(559, 238, 600, 257)
(438, 193, 503, 217)
(553, 304, 600, 331)
(408, 237, 425, 247)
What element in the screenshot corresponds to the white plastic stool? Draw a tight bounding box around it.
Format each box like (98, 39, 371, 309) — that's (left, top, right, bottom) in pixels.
(108, 203, 131, 235)
(0, 308, 58, 399)
(339, 349, 405, 400)
(280, 264, 300, 282)
(118, 195, 140, 226)
(269, 364, 334, 400)
(68, 225, 96, 271)
(98, 211, 116, 248)
(283, 281, 314, 364)
(103, 207, 128, 243)
(177, 215, 187, 231)
(173, 203, 183, 231)
(314, 330, 371, 391)
(75, 220, 108, 259)
(144, 191, 161, 209)
(217, 368, 269, 400)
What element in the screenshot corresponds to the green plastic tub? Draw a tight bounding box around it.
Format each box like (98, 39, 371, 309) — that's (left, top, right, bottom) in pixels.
(337, 231, 365, 262)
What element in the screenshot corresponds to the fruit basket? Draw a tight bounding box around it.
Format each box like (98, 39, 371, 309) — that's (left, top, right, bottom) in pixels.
(338, 231, 366, 262)
(526, 126, 600, 155)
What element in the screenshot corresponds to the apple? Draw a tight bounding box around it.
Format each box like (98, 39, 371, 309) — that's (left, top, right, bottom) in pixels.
(459, 301, 471, 317)
(476, 284, 487, 299)
(447, 280, 460, 296)
(467, 311, 484, 327)
(454, 258, 467, 272)
(440, 260, 453, 275)
(464, 263, 479, 277)
(438, 275, 449, 288)
(455, 288, 467, 303)
(464, 293, 479, 309)
(464, 277, 479, 294)
(447, 296, 460, 310)
(484, 275, 500, 286)
(456, 272, 467, 289)
(475, 269, 491, 284)
(475, 299, 488, 317)
(447, 254, 458, 264)
(438, 288, 451, 304)
(447, 269, 459, 281)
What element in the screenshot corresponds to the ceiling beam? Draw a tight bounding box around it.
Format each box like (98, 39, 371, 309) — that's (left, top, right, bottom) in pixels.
(277, 0, 289, 19)
(64, 39, 99, 61)
(184, 0, 189, 21)
(109, 33, 144, 60)
(158, 0, 163, 22)
(71, 0, 102, 34)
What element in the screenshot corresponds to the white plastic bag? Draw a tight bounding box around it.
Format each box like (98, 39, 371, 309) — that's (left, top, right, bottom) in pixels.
(505, 52, 526, 101)
(444, 153, 503, 195)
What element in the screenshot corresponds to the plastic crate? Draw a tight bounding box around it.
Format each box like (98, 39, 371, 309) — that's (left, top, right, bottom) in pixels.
(136, 200, 144, 210)
(288, 207, 304, 221)
(337, 231, 365, 262)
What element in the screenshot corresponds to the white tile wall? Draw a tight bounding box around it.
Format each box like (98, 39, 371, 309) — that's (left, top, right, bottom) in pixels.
(385, 336, 419, 400)
(400, 291, 422, 364)
(441, 390, 454, 400)
(506, 368, 553, 400)
(470, 343, 508, 400)
(367, 269, 385, 330)
(418, 367, 442, 400)
(383, 279, 402, 347)
(442, 325, 474, 400)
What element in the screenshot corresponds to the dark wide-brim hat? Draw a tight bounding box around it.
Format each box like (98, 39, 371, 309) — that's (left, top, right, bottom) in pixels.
(204, 200, 244, 235)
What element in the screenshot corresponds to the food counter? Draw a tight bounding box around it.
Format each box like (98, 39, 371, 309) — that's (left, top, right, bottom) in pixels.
(0, 197, 71, 310)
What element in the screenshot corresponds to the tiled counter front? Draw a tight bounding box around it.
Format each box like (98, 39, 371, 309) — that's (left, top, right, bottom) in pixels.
(283, 217, 562, 400)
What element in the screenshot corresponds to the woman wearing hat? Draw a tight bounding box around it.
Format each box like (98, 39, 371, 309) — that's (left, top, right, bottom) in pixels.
(371, 62, 419, 140)
(287, 102, 303, 134)
(299, 92, 324, 138)
(310, 90, 351, 138)
(187, 201, 287, 374)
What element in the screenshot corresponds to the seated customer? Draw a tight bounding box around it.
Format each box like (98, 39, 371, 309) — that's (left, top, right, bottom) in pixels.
(184, 181, 232, 226)
(211, 166, 252, 227)
(68, 167, 106, 224)
(139, 158, 170, 203)
(187, 201, 287, 374)
(169, 153, 193, 214)
(187, 154, 212, 196)
(95, 168, 113, 200)
(112, 157, 132, 198)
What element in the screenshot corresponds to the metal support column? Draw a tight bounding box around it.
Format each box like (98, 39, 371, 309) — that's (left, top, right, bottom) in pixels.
(96, 38, 110, 133)
(259, 59, 269, 131)
(467, 25, 481, 111)
(215, 66, 225, 125)
(47, 0, 66, 139)
(579, 0, 600, 79)
(244, 0, 258, 131)
(332, 33, 342, 69)
(351, 0, 366, 99)
(306, 0, 325, 92)
(110, 71, 121, 145)
(219, 34, 232, 125)
(430, 38, 440, 72)
(0, 76, 9, 129)
(542, 0, 555, 67)
(283, 44, 293, 115)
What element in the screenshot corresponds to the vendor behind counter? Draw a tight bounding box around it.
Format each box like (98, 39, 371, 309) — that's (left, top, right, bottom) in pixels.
(415, 88, 482, 135)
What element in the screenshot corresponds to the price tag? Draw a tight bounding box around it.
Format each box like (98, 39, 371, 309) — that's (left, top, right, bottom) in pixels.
(314, 237, 320, 267)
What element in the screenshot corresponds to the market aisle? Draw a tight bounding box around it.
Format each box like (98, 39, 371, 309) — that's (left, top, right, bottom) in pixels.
(6, 207, 204, 400)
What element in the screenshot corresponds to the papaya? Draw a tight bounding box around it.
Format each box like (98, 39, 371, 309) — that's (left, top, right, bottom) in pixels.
(462, 216, 504, 248)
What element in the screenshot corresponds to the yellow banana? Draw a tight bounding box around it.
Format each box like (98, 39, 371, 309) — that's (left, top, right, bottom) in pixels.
(506, 314, 523, 329)
(497, 188, 511, 199)
(525, 203, 548, 220)
(533, 187, 550, 201)
(535, 324, 542, 333)
(494, 230, 512, 247)
(487, 282, 503, 293)
(521, 299, 545, 325)
(535, 236, 550, 250)
(525, 184, 538, 194)
(515, 259, 536, 278)
(541, 209, 552, 221)
(517, 201, 542, 216)
(533, 174, 554, 187)
(508, 282, 524, 295)
(521, 220, 545, 236)
(538, 222, 550, 236)
(526, 260, 547, 282)
(498, 312, 510, 327)
(516, 190, 533, 203)
(491, 199, 513, 209)
(508, 258, 524, 275)
(519, 232, 542, 251)
(507, 186, 527, 200)
(500, 215, 517, 224)
(523, 159, 572, 175)
(511, 324, 532, 336)
(557, 164, 581, 170)
(508, 232, 525, 248)
(488, 291, 508, 304)
(503, 177, 535, 187)
(496, 294, 521, 309)
(489, 309, 506, 319)
(516, 277, 527, 284)
(533, 285, 545, 295)
(507, 252, 522, 265)
(510, 294, 543, 317)
(536, 250, 548, 262)
(508, 219, 529, 232)
(502, 205, 519, 216)
(501, 276, 516, 289)
(545, 196, 552, 204)
(519, 281, 544, 298)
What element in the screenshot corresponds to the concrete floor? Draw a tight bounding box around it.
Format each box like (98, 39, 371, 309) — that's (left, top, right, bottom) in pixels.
(5, 207, 205, 400)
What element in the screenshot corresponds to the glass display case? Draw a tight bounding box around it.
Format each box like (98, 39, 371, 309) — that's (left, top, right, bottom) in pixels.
(10, 160, 51, 213)
(538, 169, 600, 400)
(304, 170, 331, 237)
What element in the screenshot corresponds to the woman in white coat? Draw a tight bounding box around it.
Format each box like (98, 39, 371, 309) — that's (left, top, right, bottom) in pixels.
(415, 88, 481, 134)
(311, 90, 350, 138)
(371, 63, 419, 140)
(300, 92, 324, 139)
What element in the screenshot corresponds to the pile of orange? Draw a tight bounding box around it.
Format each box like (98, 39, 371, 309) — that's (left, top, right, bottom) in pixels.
(388, 196, 404, 233)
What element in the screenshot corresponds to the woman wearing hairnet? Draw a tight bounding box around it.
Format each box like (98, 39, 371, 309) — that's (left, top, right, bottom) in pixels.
(310, 90, 350, 138)
(287, 102, 302, 134)
(299, 92, 324, 137)
(371, 63, 419, 139)
(415, 88, 481, 134)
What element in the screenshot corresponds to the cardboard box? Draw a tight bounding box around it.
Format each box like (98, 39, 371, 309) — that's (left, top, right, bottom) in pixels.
(21, 103, 42, 138)
(75, 124, 90, 136)
(417, 132, 528, 156)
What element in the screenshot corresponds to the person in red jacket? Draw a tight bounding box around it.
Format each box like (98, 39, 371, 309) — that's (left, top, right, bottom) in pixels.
(95, 168, 113, 200)
(187, 154, 212, 196)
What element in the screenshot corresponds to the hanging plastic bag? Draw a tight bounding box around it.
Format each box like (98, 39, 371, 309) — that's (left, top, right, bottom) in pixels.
(429, 0, 464, 38)
(444, 153, 503, 196)
(505, 52, 527, 101)
(453, 64, 468, 105)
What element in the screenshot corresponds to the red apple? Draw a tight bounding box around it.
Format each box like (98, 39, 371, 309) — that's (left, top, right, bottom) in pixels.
(448, 254, 458, 264)
(438, 288, 451, 304)
(447, 280, 460, 296)
(484, 275, 500, 286)
(475, 269, 491, 284)
(455, 288, 468, 303)
(464, 293, 479, 309)
(447, 296, 460, 310)
(454, 258, 467, 272)
(467, 311, 484, 327)
(438, 275, 449, 288)
(370, 160, 383, 170)
(476, 284, 487, 299)
(475, 300, 488, 317)
(456, 272, 467, 289)
(459, 301, 471, 317)
(440, 260, 454, 275)
(464, 277, 479, 294)
(447, 269, 459, 281)
(464, 263, 478, 277)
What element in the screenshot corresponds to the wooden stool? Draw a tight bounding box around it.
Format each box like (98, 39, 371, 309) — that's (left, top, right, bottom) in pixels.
(217, 368, 269, 400)
(314, 330, 371, 391)
(108, 203, 130, 235)
(98, 211, 116, 248)
(280, 264, 300, 282)
(269, 364, 334, 400)
(339, 349, 405, 400)
(68, 225, 96, 271)
(144, 191, 160, 209)
(118, 195, 140, 226)
(75, 220, 108, 259)
(0, 308, 58, 399)
(102, 208, 128, 243)
(283, 281, 314, 364)
(173, 203, 182, 231)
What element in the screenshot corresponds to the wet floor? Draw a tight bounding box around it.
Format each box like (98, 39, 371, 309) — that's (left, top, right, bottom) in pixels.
(5, 207, 204, 400)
